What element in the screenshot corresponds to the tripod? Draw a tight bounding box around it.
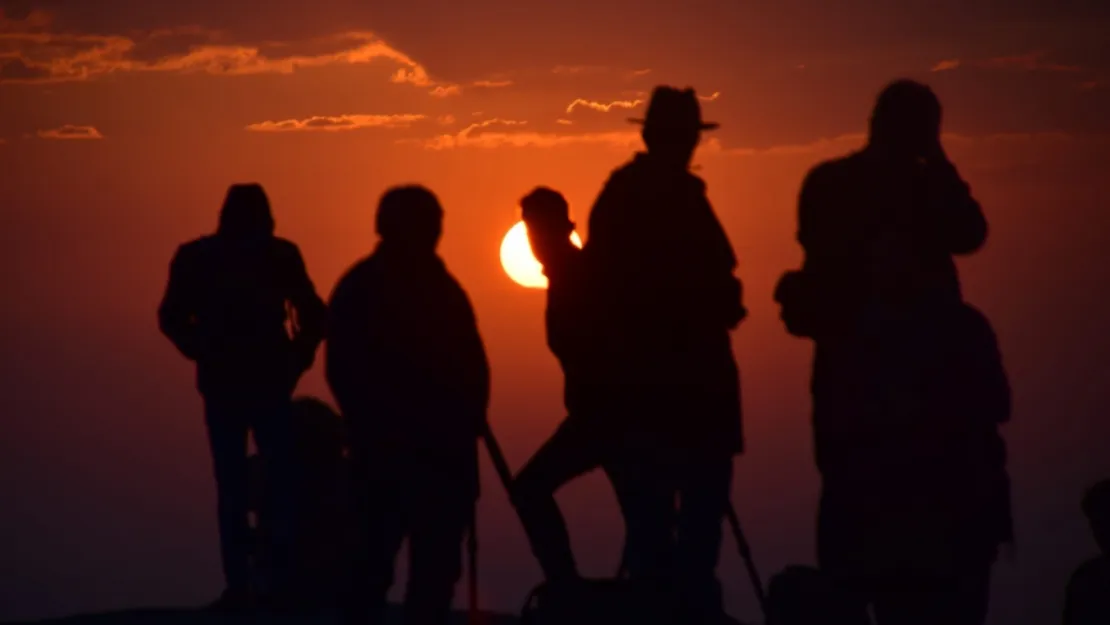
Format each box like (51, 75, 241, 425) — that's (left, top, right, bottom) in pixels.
(468, 428, 767, 623)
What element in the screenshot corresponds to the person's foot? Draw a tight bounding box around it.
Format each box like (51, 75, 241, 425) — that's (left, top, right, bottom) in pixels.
(206, 588, 251, 613)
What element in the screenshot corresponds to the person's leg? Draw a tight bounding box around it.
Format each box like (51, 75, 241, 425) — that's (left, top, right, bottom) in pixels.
(952, 557, 994, 625)
(816, 477, 879, 623)
(675, 454, 733, 624)
(249, 391, 299, 598)
(510, 418, 605, 582)
(605, 457, 677, 585)
(874, 559, 993, 625)
(403, 481, 473, 625)
(871, 572, 953, 625)
(344, 457, 407, 625)
(202, 394, 252, 601)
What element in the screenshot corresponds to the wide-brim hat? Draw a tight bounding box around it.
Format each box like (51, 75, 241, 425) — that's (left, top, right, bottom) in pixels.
(628, 86, 720, 131)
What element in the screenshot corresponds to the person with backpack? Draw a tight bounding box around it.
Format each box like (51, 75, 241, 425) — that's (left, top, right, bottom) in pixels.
(158, 183, 327, 612)
(326, 185, 490, 625)
(775, 80, 1011, 625)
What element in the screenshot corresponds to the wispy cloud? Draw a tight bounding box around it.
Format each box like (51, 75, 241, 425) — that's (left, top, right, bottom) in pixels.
(931, 59, 962, 72)
(565, 97, 644, 114)
(0, 18, 454, 95)
(429, 84, 462, 98)
(931, 51, 1083, 74)
(552, 65, 608, 75)
(472, 79, 513, 88)
(245, 114, 424, 133)
(627, 68, 652, 78)
(711, 131, 1104, 163)
(703, 133, 864, 158)
(38, 124, 103, 140)
(437, 114, 456, 125)
(556, 119, 573, 125)
(411, 118, 640, 150)
(980, 51, 1083, 73)
(698, 91, 721, 102)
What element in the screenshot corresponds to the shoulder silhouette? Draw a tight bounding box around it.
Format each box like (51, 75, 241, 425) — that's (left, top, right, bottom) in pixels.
(326, 185, 489, 449)
(1064, 480, 1110, 625)
(159, 183, 326, 395)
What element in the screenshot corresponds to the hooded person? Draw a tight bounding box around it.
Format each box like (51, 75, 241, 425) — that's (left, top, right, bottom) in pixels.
(158, 183, 327, 611)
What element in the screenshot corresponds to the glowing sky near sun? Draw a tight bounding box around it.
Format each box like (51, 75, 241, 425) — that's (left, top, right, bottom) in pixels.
(499, 220, 583, 289)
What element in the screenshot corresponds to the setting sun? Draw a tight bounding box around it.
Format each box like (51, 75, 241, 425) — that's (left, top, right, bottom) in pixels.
(499, 220, 583, 289)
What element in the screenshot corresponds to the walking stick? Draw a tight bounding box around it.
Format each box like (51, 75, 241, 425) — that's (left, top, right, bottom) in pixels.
(468, 428, 515, 625)
(481, 428, 515, 491)
(725, 503, 767, 618)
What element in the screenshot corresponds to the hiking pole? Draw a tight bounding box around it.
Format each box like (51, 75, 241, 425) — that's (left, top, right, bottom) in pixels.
(725, 503, 768, 618)
(481, 428, 515, 492)
(468, 428, 514, 625)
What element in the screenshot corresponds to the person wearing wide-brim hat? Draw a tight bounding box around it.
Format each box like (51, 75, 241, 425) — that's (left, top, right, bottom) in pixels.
(627, 85, 721, 133)
(580, 85, 747, 625)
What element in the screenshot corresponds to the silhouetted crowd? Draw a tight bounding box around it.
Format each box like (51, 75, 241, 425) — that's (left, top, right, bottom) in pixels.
(157, 81, 1106, 625)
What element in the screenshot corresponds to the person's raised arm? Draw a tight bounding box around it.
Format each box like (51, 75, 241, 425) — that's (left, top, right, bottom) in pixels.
(797, 163, 837, 273)
(925, 147, 988, 255)
(779, 164, 840, 339)
(158, 245, 201, 361)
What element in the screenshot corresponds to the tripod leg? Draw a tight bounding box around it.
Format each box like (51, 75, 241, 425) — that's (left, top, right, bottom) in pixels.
(726, 504, 768, 618)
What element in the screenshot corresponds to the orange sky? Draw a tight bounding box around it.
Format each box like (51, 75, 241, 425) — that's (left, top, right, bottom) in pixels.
(1, 1, 1109, 623)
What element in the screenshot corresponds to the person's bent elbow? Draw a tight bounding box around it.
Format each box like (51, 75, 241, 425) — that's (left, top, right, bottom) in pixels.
(950, 208, 988, 255)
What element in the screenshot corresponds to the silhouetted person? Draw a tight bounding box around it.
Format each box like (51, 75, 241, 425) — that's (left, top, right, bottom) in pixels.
(158, 183, 326, 611)
(776, 80, 1011, 625)
(581, 86, 747, 624)
(1063, 480, 1110, 624)
(508, 188, 642, 586)
(765, 566, 868, 625)
(326, 185, 490, 625)
(249, 396, 354, 611)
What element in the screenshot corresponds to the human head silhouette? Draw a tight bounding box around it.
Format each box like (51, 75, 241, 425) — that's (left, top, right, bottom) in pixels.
(868, 79, 942, 160)
(631, 86, 719, 168)
(218, 183, 275, 238)
(1082, 479, 1110, 554)
(375, 185, 444, 254)
(520, 187, 574, 267)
